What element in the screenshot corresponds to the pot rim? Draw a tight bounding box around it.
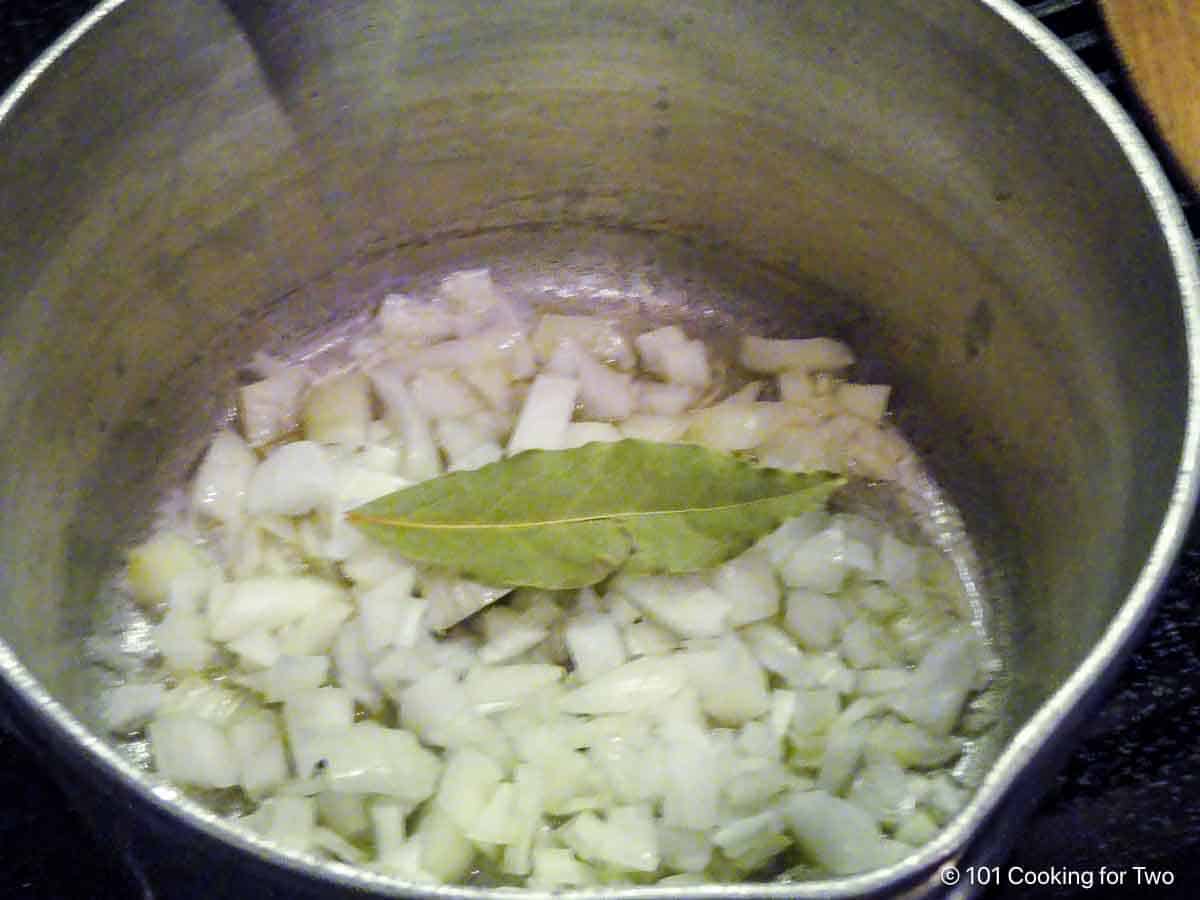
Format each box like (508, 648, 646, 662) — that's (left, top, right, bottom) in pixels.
(1, 0, 1197, 896)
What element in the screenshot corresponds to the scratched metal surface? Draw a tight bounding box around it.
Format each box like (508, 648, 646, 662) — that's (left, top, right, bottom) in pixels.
(0, 2, 1197, 898)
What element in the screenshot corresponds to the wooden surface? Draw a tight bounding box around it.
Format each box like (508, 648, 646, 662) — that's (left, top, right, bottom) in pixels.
(1101, 0, 1200, 189)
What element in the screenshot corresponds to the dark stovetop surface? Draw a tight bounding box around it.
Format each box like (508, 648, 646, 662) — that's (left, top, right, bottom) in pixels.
(3, 1, 1200, 898)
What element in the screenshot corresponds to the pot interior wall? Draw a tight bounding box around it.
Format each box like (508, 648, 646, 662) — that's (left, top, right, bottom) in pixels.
(0, 0, 1188, 794)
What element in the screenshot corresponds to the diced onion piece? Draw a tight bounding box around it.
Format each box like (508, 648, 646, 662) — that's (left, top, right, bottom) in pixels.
(478, 622, 548, 665)
(243, 655, 330, 702)
(505, 795, 557, 873)
(622, 620, 679, 657)
(313, 827, 368, 864)
(864, 717, 963, 769)
(227, 627, 282, 669)
(507, 373, 579, 454)
(778, 525, 851, 593)
(658, 826, 712, 873)
(276, 593, 354, 656)
(613, 573, 731, 638)
(879, 532, 920, 589)
(394, 330, 529, 376)
(435, 747, 505, 832)
(660, 722, 723, 829)
(562, 421, 623, 448)
(819, 699, 880, 793)
(410, 369, 485, 420)
(191, 430, 256, 523)
(438, 268, 523, 337)
(246, 441, 336, 517)
(636, 380, 696, 416)
(758, 514, 828, 566)
(229, 709, 289, 796)
(894, 809, 939, 846)
(841, 619, 899, 669)
(104, 682, 167, 733)
(687, 402, 812, 452)
(420, 573, 511, 631)
(318, 722, 443, 802)
(283, 686, 356, 777)
(153, 608, 218, 672)
(532, 315, 635, 370)
(370, 364, 442, 481)
(888, 630, 980, 735)
(777, 371, 830, 407)
(618, 413, 690, 442)
(783, 589, 846, 651)
(856, 668, 914, 695)
(784, 790, 908, 875)
(358, 569, 425, 653)
(465, 781, 518, 844)
(319, 793, 370, 841)
(435, 418, 503, 472)
(302, 371, 373, 446)
(376, 293, 459, 345)
(148, 714, 239, 789)
(370, 799, 411, 863)
(683, 635, 771, 725)
(543, 338, 581, 376)
(333, 462, 408, 514)
(418, 806, 476, 882)
(464, 664, 564, 713)
(768, 688, 798, 740)
(560, 656, 687, 715)
(461, 363, 515, 414)
(713, 809, 785, 857)
(741, 622, 811, 685)
(725, 380, 765, 404)
(157, 676, 252, 727)
(837, 383, 891, 423)
(255, 796, 318, 852)
(208, 575, 347, 643)
(853, 582, 905, 617)
(530, 847, 596, 887)
(577, 350, 636, 420)
(564, 613, 627, 681)
(757, 425, 836, 474)
(788, 689, 844, 737)
(126, 533, 211, 608)
(341, 545, 410, 591)
(332, 618, 384, 711)
(707, 550, 780, 626)
(399, 668, 472, 745)
(739, 336, 854, 374)
(635, 326, 709, 387)
(847, 758, 916, 828)
(925, 773, 970, 823)
(562, 806, 660, 873)
(239, 366, 310, 447)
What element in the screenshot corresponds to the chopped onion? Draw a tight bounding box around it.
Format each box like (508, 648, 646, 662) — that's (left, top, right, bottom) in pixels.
(739, 336, 855, 374)
(148, 714, 239, 789)
(191, 430, 257, 523)
(302, 371, 373, 446)
(118, 293, 998, 888)
(239, 366, 310, 447)
(507, 373, 579, 454)
(246, 441, 336, 517)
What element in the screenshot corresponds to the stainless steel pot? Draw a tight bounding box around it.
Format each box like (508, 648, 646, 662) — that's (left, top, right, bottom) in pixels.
(1, 0, 1197, 897)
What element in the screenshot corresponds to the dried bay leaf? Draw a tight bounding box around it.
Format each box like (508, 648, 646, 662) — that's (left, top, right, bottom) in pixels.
(348, 439, 843, 589)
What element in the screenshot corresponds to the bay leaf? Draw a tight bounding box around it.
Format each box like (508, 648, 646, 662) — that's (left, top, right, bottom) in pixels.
(348, 439, 843, 589)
